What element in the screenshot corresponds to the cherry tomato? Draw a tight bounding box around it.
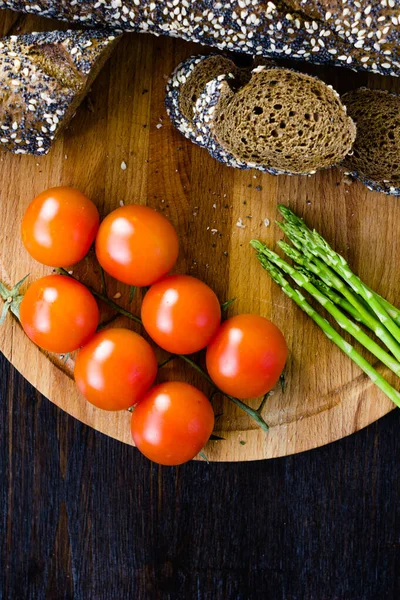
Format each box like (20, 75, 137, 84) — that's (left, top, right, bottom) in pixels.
(95, 205, 179, 287)
(21, 186, 100, 267)
(206, 314, 288, 399)
(141, 275, 221, 354)
(131, 382, 214, 465)
(20, 275, 99, 353)
(74, 328, 158, 411)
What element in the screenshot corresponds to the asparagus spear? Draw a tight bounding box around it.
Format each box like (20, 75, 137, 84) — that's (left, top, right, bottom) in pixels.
(280, 217, 400, 343)
(278, 204, 400, 327)
(277, 239, 400, 362)
(295, 267, 367, 326)
(254, 256, 400, 409)
(278, 238, 371, 315)
(373, 294, 400, 326)
(251, 242, 400, 379)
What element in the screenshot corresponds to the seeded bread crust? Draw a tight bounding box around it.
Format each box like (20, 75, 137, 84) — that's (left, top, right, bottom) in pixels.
(342, 88, 400, 196)
(0, 1, 399, 78)
(0, 30, 119, 155)
(165, 54, 274, 153)
(165, 55, 244, 150)
(179, 55, 249, 123)
(193, 74, 251, 170)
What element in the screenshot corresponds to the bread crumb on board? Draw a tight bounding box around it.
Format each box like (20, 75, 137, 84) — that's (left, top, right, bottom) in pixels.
(342, 174, 354, 186)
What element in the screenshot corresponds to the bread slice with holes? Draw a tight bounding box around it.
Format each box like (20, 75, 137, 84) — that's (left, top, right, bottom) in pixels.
(342, 88, 400, 196)
(192, 72, 251, 170)
(195, 66, 356, 175)
(0, 30, 120, 155)
(165, 54, 274, 150)
(166, 54, 276, 169)
(165, 55, 243, 149)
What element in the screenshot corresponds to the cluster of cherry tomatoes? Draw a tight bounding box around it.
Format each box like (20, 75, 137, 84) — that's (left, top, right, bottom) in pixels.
(18, 186, 288, 465)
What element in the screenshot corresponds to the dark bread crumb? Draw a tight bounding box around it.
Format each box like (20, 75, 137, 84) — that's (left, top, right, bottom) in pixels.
(342, 88, 400, 195)
(213, 68, 356, 175)
(179, 55, 249, 123)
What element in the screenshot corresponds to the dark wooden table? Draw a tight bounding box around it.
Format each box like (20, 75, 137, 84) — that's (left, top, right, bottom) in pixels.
(1, 353, 399, 600)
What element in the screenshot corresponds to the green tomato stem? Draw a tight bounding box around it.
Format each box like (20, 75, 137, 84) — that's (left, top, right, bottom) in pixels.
(179, 354, 270, 432)
(58, 268, 142, 325)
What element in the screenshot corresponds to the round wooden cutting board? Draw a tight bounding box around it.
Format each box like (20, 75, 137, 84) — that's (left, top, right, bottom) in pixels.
(1, 12, 399, 462)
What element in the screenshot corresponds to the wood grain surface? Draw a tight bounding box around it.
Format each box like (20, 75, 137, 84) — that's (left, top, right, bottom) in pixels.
(1, 351, 400, 600)
(1, 10, 400, 461)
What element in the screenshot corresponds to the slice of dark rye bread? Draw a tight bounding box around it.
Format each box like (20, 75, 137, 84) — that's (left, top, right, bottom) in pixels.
(0, 30, 120, 155)
(179, 55, 251, 125)
(341, 88, 400, 196)
(166, 55, 243, 150)
(0, 1, 399, 79)
(165, 54, 274, 152)
(189, 64, 356, 175)
(192, 73, 252, 170)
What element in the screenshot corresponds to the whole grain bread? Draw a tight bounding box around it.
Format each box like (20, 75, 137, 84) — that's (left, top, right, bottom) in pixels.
(0, 1, 399, 78)
(342, 88, 400, 196)
(192, 72, 251, 170)
(179, 55, 249, 124)
(166, 55, 242, 150)
(166, 54, 274, 153)
(0, 30, 119, 155)
(195, 66, 356, 175)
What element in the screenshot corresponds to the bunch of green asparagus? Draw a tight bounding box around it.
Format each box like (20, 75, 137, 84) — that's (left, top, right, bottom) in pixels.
(251, 205, 400, 408)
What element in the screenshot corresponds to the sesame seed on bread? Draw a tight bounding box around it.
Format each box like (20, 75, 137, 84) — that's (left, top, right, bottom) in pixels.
(165, 55, 242, 150)
(193, 73, 251, 170)
(0, 30, 119, 155)
(0, 1, 399, 77)
(179, 55, 249, 124)
(165, 54, 274, 156)
(342, 88, 400, 196)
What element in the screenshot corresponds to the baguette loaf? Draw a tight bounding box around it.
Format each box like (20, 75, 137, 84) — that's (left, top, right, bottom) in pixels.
(342, 88, 400, 196)
(0, 30, 119, 155)
(0, 2, 399, 79)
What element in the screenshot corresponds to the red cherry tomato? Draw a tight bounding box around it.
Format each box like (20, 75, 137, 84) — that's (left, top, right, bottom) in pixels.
(141, 275, 221, 354)
(21, 186, 99, 267)
(20, 275, 99, 353)
(131, 382, 214, 465)
(206, 314, 288, 399)
(95, 205, 179, 287)
(74, 328, 158, 411)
